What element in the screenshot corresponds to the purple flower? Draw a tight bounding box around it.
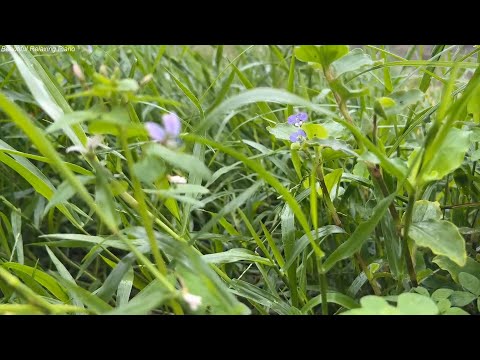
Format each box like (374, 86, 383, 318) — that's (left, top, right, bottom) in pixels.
(162, 113, 181, 137)
(289, 129, 307, 143)
(145, 112, 182, 145)
(145, 122, 166, 142)
(287, 112, 308, 127)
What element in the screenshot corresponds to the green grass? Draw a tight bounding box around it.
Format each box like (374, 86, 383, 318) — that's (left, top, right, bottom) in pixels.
(0, 45, 479, 315)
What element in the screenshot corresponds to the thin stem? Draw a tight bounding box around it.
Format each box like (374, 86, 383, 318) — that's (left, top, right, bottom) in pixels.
(403, 191, 418, 287)
(119, 131, 167, 276)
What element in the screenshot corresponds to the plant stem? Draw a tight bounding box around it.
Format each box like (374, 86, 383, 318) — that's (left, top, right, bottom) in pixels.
(403, 191, 418, 287)
(119, 131, 167, 276)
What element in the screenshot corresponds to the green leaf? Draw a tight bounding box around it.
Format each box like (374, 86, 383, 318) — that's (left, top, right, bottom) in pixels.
(183, 134, 323, 261)
(433, 256, 480, 282)
(331, 48, 374, 78)
(301, 123, 328, 140)
(7, 46, 87, 147)
(458, 272, 480, 296)
(117, 79, 139, 92)
(11, 211, 23, 265)
(133, 154, 166, 184)
(467, 85, 480, 122)
(317, 168, 343, 200)
(301, 292, 360, 313)
(267, 123, 297, 141)
(342, 295, 400, 315)
(148, 144, 212, 180)
(437, 298, 451, 313)
(396, 293, 439, 315)
(295, 45, 349, 68)
(1, 262, 69, 302)
(58, 278, 113, 314)
(281, 204, 298, 307)
(443, 307, 470, 315)
(196, 88, 335, 133)
(409, 220, 466, 266)
(383, 90, 423, 117)
(202, 248, 273, 266)
(449, 291, 476, 307)
(323, 193, 396, 272)
(432, 288, 454, 302)
(374, 97, 396, 118)
(418, 127, 471, 184)
(46, 111, 100, 133)
(94, 165, 120, 230)
(107, 280, 172, 315)
(411, 200, 443, 222)
(44, 175, 93, 215)
(44, 246, 84, 309)
(230, 279, 299, 315)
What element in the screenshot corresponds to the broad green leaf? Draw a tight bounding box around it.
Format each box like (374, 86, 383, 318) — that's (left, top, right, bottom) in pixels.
(433, 256, 480, 282)
(133, 155, 166, 184)
(411, 200, 443, 222)
(267, 123, 297, 141)
(467, 86, 480, 122)
(449, 291, 476, 307)
(396, 293, 438, 315)
(419, 127, 471, 184)
(383, 90, 423, 117)
(295, 45, 349, 68)
(432, 288, 454, 302)
(342, 295, 400, 315)
(409, 220, 466, 266)
(148, 143, 212, 180)
(301, 123, 328, 140)
(458, 272, 480, 296)
(202, 248, 273, 266)
(331, 48, 374, 78)
(437, 298, 452, 313)
(444, 307, 470, 315)
(323, 193, 396, 272)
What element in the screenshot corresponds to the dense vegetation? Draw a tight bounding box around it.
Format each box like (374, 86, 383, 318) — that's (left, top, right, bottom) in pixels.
(0, 45, 479, 315)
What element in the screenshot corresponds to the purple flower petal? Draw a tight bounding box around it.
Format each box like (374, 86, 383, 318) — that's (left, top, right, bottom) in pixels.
(289, 129, 307, 143)
(288, 114, 298, 125)
(297, 112, 308, 121)
(287, 112, 308, 125)
(145, 122, 166, 141)
(162, 113, 181, 137)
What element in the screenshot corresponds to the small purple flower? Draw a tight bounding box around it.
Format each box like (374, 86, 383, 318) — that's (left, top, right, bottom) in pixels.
(145, 121, 166, 142)
(289, 129, 307, 143)
(145, 112, 182, 146)
(162, 113, 181, 137)
(287, 112, 308, 127)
